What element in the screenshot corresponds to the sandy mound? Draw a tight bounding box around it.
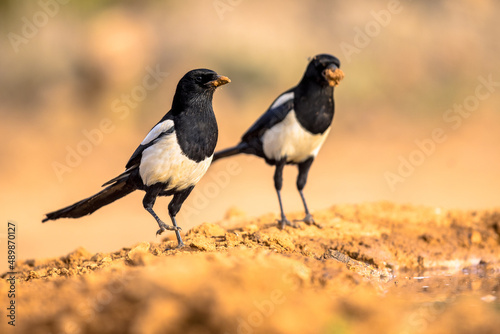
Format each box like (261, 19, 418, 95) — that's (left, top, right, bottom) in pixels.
(1, 202, 499, 334)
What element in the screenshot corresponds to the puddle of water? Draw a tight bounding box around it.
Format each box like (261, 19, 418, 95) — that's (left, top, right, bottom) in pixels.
(392, 264, 500, 301)
(329, 249, 500, 303)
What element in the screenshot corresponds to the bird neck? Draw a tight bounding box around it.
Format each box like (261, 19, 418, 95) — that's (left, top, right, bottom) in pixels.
(172, 88, 214, 112)
(172, 92, 219, 162)
(294, 80, 335, 134)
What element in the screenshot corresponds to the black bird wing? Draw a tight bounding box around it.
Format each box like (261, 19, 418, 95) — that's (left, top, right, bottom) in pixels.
(102, 114, 175, 187)
(241, 89, 294, 142)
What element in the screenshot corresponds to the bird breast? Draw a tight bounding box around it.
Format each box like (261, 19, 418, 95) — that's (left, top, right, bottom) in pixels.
(139, 131, 213, 190)
(262, 110, 330, 163)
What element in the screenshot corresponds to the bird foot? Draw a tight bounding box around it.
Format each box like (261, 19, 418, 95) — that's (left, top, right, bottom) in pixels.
(163, 241, 186, 250)
(277, 217, 299, 230)
(156, 222, 182, 236)
(294, 214, 322, 229)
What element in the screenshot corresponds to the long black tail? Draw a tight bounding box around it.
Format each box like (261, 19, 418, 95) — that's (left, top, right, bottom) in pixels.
(213, 143, 250, 162)
(42, 181, 136, 222)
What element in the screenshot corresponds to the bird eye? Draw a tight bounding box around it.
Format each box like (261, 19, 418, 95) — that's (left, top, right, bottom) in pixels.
(196, 76, 204, 82)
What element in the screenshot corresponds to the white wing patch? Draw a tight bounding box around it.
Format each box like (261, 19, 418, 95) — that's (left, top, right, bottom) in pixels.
(139, 130, 213, 190)
(262, 110, 330, 163)
(141, 119, 174, 145)
(270, 92, 294, 109)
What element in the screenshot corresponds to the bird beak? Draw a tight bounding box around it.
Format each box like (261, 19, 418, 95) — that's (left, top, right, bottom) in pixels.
(323, 65, 345, 87)
(207, 75, 231, 88)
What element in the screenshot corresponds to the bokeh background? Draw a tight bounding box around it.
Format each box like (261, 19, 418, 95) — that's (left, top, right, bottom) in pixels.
(1, 0, 499, 270)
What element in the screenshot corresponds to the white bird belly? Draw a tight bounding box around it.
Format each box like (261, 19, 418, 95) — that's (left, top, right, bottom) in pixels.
(139, 132, 213, 190)
(262, 110, 330, 163)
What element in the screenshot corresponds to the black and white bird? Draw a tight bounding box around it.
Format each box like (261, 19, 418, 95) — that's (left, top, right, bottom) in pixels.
(43, 69, 230, 248)
(213, 54, 344, 229)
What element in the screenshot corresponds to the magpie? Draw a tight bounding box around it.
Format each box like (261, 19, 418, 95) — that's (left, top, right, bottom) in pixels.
(43, 69, 230, 248)
(213, 54, 344, 229)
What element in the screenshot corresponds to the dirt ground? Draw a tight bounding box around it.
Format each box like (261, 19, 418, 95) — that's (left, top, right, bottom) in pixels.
(1, 202, 499, 334)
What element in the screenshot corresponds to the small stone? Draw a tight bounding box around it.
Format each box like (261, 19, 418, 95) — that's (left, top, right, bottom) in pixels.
(270, 234, 295, 251)
(188, 223, 226, 237)
(127, 242, 152, 266)
(224, 232, 242, 248)
(66, 247, 92, 262)
(27, 270, 40, 280)
(91, 253, 104, 262)
(189, 235, 216, 251)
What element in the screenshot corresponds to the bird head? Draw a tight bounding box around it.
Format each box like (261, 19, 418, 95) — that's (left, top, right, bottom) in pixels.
(305, 54, 344, 87)
(179, 69, 231, 94)
(172, 69, 231, 111)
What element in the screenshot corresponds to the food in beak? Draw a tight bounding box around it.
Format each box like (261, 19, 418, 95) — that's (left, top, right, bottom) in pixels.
(323, 68, 345, 87)
(209, 75, 231, 87)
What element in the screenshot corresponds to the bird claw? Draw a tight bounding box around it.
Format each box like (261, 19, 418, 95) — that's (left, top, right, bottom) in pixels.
(294, 214, 322, 228)
(156, 223, 182, 236)
(277, 218, 299, 230)
(163, 240, 186, 250)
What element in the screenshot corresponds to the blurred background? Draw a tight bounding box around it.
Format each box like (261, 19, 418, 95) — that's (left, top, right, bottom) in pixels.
(1, 0, 499, 269)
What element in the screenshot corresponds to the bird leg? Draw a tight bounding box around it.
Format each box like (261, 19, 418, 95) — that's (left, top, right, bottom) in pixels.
(294, 190, 322, 228)
(143, 186, 181, 237)
(166, 187, 194, 249)
(145, 207, 182, 236)
(274, 161, 298, 229)
(276, 190, 298, 229)
(168, 214, 185, 248)
(294, 158, 322, 228)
